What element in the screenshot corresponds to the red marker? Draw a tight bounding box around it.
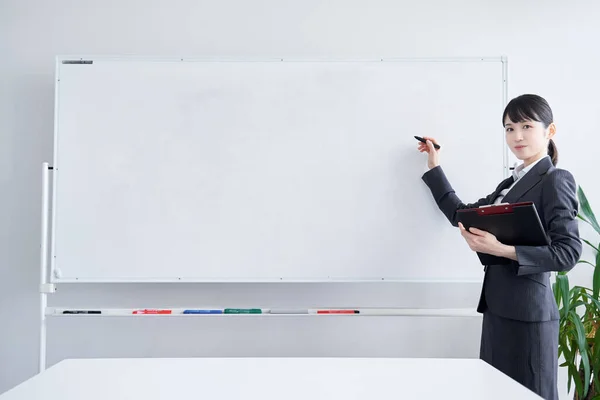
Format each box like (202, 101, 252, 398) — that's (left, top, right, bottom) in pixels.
(316, 310, 359, 314)
(132, 309, 172, 314)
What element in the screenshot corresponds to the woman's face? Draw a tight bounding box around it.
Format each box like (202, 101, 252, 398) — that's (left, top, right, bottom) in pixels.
(504, 117, 555, 166)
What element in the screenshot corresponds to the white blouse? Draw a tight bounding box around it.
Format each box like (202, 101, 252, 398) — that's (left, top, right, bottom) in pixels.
(493, 155, 549, 204)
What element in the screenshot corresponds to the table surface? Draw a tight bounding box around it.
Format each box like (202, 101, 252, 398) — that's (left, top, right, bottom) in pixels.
(0, 357, 542, 399)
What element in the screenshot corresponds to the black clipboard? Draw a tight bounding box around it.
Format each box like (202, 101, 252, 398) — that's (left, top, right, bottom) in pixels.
(456, 201, 549, 265)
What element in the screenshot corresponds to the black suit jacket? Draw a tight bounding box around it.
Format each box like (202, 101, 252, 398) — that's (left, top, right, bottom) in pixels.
(422, 156, 582, 322)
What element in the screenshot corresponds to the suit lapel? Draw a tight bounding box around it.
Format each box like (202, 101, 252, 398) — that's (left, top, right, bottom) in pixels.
(501, 156, 553, 204)
(493, 177, 515, 198)
(485, 176, 515, 205)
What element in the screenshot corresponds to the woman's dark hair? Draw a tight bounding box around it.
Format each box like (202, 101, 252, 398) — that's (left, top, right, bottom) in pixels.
(502, 94, 558, 166)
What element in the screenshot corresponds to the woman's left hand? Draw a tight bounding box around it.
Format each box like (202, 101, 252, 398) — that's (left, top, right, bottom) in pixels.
(458, 222, 503, 256)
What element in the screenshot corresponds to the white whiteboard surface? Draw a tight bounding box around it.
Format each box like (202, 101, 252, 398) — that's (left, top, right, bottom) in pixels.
(51, 57, 507, 282)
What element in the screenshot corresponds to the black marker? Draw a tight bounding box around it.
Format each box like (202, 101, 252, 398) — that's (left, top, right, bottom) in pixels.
(414, 136, 441, 150)
(62, 310, 101, 314)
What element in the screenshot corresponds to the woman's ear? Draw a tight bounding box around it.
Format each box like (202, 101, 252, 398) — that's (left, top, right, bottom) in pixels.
(547, 122, 557, 139)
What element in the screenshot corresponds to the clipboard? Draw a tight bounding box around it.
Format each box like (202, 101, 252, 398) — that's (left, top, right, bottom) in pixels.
(456, 201, 549, 265)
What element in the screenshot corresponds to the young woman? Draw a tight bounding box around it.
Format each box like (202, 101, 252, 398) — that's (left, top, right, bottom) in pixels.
(418, 94, 582, 400)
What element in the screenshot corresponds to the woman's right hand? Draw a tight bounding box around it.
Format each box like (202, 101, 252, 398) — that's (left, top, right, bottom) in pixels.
(417, 136, 441, 170)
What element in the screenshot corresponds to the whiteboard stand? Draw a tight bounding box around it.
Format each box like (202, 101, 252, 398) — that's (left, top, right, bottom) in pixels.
(39, 162, 56, 372)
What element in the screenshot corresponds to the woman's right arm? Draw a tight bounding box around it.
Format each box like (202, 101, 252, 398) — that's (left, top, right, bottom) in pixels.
(418, 137, 499, 226)
(421, 165, 498, 227)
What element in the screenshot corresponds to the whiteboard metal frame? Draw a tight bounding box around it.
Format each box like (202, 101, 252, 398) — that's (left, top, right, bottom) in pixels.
(49, 55, 510, 284)
(55, 55, 505, 63)
(48, 277, 486, 283)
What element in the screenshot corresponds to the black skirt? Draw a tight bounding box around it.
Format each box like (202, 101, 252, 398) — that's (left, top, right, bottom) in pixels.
(480, 310, 559, 400)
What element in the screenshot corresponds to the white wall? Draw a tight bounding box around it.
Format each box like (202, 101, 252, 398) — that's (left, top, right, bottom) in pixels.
(1, 1, 599, 398)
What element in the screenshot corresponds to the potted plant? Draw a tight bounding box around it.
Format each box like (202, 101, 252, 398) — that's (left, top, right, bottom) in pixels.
(553, 186, 600, 400)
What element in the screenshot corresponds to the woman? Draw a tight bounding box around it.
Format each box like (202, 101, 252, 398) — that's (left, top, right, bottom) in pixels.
(418, 94, 582, 400)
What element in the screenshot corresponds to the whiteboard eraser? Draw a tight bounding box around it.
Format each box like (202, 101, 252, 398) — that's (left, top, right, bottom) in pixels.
(54, 268, 62, 279)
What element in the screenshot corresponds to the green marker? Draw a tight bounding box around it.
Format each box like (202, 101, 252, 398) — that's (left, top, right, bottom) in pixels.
(224, 308, 262, 314)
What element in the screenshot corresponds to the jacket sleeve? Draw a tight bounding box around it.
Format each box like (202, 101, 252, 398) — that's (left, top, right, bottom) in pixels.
(421, 165, 500, 227)
(514, 169, 582, 275)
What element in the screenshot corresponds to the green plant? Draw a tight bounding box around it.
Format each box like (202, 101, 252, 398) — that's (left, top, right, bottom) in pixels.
(553, 186, 600, 400)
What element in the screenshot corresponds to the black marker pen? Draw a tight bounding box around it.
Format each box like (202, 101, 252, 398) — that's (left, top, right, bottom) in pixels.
(62, 310, 101, 314)
(414, 136, 441, 150)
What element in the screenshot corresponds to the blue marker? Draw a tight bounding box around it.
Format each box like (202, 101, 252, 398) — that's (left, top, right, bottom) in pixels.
(183, 309, 223, 314)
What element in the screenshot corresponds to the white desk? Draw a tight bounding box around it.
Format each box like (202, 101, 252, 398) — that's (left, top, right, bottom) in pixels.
(0, 358, 542, 399)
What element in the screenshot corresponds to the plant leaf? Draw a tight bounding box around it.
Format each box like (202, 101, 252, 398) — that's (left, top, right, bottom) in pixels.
(594, 359, 600, 394)
(593, 323, 600, 362)
(562, 330, 581, 395)
(559, 333, 572, 363)
(578, 214, 590, 224)
(594, 247, 600, 300)
(571, 286, 586, 302)
(570, 300, 586, 309)
(586, 295, 600, 313)
(553, 275, 563, 304)
(593, 332, 600, 393)
(582, 238, 600, 253)
(559, 333, 575, 393)
(561, 334, 573, 358)
(569, 310, 591, 397)
(579, 260, 597, 268)
(578, 186, 600, 235)
(558, 274, 570, 317)
(569, 357, 584, 396)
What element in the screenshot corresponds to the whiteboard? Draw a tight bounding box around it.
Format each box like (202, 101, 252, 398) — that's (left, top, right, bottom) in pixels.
(50, 57, 508, 282)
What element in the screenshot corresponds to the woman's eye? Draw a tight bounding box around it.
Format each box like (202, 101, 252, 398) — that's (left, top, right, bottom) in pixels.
(506, 128, 513, 132)
(523, 125, 531, 129)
